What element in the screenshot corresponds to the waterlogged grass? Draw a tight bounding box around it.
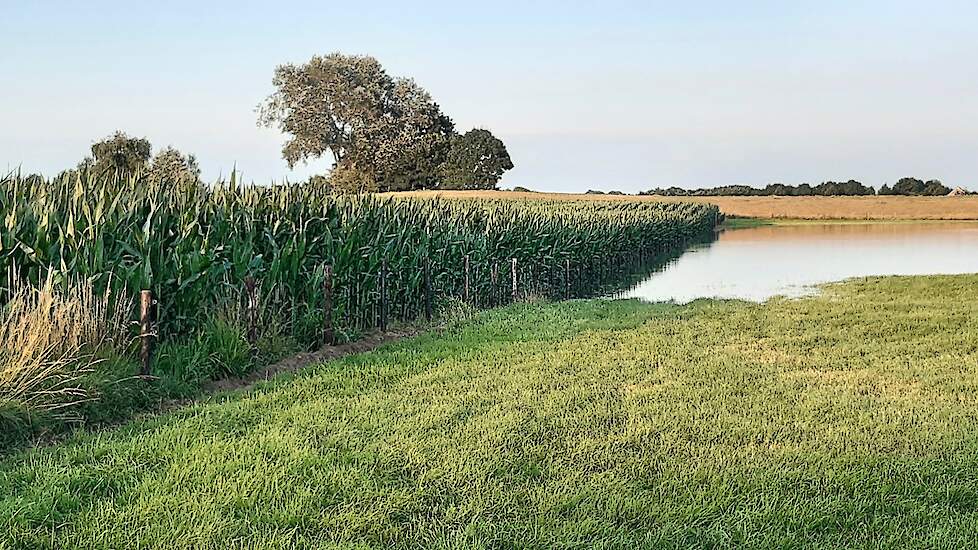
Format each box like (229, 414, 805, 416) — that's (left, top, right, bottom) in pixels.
(2, 275, 978, 548)
(719, 217, 773, 229)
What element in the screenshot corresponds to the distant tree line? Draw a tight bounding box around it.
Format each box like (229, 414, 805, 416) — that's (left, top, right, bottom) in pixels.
(641, 178, 958, 197)
(53, 123, 511, 194)
(878, 178, 955, 196)
(47, 53, 514, 194)
(63, 131, 201, 184)
(258, 53, 513, 193)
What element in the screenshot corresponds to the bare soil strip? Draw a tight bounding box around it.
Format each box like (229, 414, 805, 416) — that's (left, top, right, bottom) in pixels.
(204, 327, 423, 394)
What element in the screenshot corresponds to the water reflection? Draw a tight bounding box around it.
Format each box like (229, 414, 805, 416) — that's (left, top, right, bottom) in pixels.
(618, 222, 978, 303)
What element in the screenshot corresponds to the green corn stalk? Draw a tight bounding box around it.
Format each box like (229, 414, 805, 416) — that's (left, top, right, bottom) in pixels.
(0, 171, 720, 347)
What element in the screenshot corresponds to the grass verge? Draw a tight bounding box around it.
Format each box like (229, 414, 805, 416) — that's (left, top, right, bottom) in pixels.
(2, 275, 978, 548)
(719, 216, 774, 229)
(0, 284, 317, 451)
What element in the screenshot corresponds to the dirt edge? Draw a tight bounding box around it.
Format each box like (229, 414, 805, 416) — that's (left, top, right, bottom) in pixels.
(204, 326, 424, 394)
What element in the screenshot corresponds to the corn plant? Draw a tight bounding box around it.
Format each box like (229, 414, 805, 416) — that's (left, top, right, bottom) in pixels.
(0, 171, 720, 346)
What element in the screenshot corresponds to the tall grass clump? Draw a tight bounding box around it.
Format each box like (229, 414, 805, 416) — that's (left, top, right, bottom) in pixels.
(0, 278, 131, 443)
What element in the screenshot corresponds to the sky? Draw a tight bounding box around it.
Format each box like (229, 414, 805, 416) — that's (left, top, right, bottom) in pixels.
(3, 0, 978, 192)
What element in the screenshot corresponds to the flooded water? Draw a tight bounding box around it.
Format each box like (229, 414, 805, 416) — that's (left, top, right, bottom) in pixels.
(620, 222, 978, 303)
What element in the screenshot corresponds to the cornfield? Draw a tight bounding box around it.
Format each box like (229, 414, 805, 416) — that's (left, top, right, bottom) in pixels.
(0, 172, 721, 347)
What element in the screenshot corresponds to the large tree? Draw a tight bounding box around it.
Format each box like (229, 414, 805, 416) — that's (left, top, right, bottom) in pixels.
(438, 129, 514, 190)
(923, 179, 951, 196)
(148, 147, 200, 183)
(373, 78, 455, 191)
(74, 132, 201, 185)
(82, 131, 152, 177)
(892, 177, 925, 196)
(891, 177, 950, 196)
(258, 53, 454, 192)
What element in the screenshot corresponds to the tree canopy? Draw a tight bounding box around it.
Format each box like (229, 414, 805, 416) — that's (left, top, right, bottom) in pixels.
(82, 131, 152, 177)
(258, 53, 462, 192)
(148, 147, 201, 183)
(373, 78, 455, 191)
(643, 180, 891, 197)
(888, 177, 951, 196)
(70, 131, 199, 184)
(259, 53, 512, 192)
(438, 129, 514, 190)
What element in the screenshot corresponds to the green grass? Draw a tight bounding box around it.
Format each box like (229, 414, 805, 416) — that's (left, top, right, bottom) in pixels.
(719, 217, 774, 229)
(2, 275, 978, 548)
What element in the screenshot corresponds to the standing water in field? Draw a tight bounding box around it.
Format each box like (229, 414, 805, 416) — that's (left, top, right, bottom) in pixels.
(619, 222, 978, 303)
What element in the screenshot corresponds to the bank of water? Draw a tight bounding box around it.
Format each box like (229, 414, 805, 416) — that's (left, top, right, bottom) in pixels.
(620, 221, 978, 302)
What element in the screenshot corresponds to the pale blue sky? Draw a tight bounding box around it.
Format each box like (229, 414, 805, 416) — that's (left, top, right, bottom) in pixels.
(4, 1, 977, 191)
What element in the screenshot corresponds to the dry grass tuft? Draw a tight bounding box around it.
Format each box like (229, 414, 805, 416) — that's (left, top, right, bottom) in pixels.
(0, 279, 131, 415)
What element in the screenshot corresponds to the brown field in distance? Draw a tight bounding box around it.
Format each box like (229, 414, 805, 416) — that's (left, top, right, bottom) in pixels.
(390, 190, 978, 220)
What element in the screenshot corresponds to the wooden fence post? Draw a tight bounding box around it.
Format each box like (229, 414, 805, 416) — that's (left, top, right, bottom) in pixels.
(348, 284, 354, 331)
(464, 254, 471, 304)
(139, 289, 155, 376)
(565, 259, 571, 300)
(323, 265, 334, 345)
(355, 280, 361, 331)
(511, 258, 518, 303)
(424, 260, 433, 321)
(379, 258, 388, 331)
(244, 276, 258, 346)
(490, 262, 499, 307)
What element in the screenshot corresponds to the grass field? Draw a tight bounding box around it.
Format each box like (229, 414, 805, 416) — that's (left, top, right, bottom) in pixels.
(392, 190, 978, 220)
(3, 275, 978, 548)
